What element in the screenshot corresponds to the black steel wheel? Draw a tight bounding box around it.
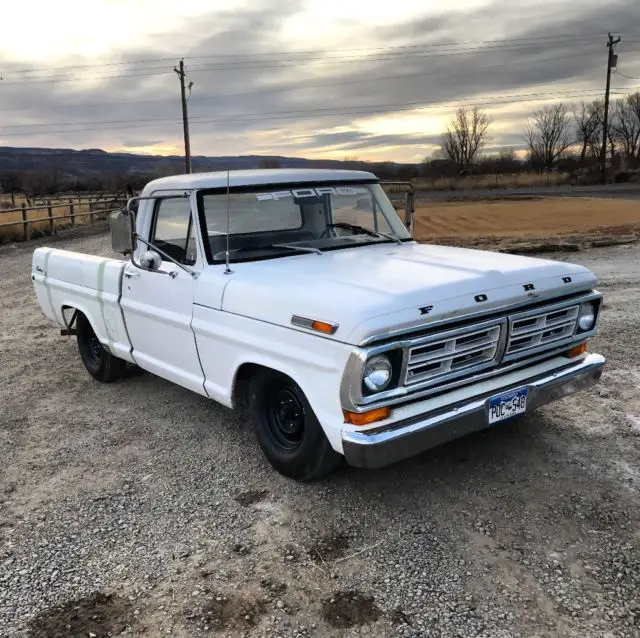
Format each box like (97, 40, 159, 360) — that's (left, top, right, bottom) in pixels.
(76, 313, 125, 383)
(265, 386, 306, 452)
(249, 370, 342, 480)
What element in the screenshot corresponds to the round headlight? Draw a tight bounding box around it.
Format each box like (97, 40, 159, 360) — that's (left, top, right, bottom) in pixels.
(363, 355, 392, 392)
(578, 302, 596, 331)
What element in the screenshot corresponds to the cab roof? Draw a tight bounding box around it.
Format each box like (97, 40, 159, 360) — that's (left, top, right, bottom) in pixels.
(142, 168, 378, 193)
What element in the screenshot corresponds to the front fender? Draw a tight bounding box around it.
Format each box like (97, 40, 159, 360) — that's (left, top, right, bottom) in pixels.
(192, 305, 352, 452)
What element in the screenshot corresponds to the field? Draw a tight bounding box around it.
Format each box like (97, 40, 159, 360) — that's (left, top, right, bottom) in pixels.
(412, 197, 640, 251)
(1, 235, 639, 637)
(410, 171, 572, 191)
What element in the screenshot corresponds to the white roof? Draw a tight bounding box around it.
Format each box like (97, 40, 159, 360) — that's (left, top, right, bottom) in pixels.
(142, 168, 378, 193)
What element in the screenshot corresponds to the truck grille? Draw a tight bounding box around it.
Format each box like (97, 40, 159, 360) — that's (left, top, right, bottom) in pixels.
(404, 323, 503, 386)
(505, 304, 580, 359)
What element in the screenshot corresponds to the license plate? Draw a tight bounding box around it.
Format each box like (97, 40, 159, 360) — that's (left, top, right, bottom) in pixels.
(487, 387, 528, 425)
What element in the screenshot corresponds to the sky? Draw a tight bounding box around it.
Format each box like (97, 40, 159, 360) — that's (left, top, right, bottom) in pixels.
(0, 0, 639, 162)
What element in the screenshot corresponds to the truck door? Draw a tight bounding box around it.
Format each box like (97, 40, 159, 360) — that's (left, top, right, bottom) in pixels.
(120, 196, 206, 396)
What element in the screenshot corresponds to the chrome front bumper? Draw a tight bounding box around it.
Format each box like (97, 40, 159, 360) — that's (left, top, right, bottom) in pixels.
(342, 353, 605, 469)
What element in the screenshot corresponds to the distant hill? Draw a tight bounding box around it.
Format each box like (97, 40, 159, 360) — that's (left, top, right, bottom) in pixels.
(0, 146, 410, 179)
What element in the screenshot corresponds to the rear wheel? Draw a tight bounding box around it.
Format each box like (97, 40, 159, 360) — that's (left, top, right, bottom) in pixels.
(249, 370, 342, 480)
(76, 313, 125, 382)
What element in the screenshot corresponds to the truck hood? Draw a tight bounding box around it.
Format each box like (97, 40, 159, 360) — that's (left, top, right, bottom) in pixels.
(216, 242, 596, 345)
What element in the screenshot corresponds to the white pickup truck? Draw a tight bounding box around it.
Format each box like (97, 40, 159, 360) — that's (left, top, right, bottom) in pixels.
(32, 169, 605, 480)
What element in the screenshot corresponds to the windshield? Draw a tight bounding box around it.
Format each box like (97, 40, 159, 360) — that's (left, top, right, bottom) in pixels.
(198, 182, 411, 263)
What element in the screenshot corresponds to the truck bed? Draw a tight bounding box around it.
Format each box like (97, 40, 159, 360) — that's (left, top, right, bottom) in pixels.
(32, 247, 135, 363)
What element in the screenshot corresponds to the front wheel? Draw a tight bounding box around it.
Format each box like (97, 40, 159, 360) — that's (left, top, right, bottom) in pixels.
(76, 313, 125, 382)
(249, 370, 342, 480)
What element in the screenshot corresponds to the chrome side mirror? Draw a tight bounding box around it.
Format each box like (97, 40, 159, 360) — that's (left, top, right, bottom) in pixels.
(404, 191, 415, 233)
(140, 250, 162, 270)
(110, 209, 133, 254)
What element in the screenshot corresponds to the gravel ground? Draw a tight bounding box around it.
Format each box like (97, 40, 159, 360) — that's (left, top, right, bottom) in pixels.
(1, 234, 639, 638)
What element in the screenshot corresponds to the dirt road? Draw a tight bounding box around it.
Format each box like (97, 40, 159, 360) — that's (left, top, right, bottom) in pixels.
(1, 235, 639, 637)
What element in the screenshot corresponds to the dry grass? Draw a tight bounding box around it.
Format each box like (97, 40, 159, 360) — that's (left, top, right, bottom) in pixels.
(412, 197, 640, 252)
(410, 172, 570, 192)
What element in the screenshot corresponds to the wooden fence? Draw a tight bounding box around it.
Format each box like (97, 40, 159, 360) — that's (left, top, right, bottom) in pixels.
(0, 195, 127, 242)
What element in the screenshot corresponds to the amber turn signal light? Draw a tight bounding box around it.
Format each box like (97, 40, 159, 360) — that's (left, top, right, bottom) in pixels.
(344, 407, 390, 426)
(311, 320, 336, 334)
(564, 342, 588, 358)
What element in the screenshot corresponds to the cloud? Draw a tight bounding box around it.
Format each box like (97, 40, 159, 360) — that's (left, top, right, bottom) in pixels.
(0, 0, 639, 161)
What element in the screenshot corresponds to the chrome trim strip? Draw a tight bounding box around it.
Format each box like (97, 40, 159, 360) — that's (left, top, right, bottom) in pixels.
(342, 353, 605, 469)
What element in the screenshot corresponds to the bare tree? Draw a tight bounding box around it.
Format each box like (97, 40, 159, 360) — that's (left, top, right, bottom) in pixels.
(440, 106, 491, 173)
(573, 100, 603, 162)
(525, 103, 573, 170)
(611, 92, 640, 161)
(0, 171, 24, 206)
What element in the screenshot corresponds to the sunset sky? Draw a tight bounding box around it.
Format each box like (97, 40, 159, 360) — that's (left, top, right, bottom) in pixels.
(1, 0, 639, 162)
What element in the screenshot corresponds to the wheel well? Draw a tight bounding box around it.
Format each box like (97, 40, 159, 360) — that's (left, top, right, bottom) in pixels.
(61, 305, 80, 329)
(232, 363, 260, 409)
(232, 363, 293, 409)
(60, 306, 94, 337)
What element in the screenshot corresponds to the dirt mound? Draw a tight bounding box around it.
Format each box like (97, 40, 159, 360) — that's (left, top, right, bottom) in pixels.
(28, 592, 133, 637)
(322, 590, 381, 628)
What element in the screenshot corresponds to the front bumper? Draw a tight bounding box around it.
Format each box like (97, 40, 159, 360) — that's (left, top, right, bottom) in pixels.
(342, 353, 605, 469)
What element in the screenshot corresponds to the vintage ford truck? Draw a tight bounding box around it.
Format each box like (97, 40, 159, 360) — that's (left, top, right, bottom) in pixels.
(32, 169, 605, 480)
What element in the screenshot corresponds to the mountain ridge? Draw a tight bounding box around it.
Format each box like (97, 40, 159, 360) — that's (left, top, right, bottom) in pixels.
(0, 146, 409, 177)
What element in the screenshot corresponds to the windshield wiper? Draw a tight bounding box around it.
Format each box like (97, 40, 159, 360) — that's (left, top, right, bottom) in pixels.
(213, 243, 322, 260)
(326, 222, 402, 245)
(272, 243, 322, 255)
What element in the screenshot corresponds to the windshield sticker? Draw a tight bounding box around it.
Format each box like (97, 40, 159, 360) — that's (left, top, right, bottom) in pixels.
(256, 187, 368, 201)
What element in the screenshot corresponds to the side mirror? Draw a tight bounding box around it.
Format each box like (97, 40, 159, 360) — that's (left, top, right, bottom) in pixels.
(404, 191, 415, 234)
(140, 250, 162, 270)
(110, 209, 133, 255)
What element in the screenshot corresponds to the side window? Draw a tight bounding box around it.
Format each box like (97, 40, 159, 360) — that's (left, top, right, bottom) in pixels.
(152, 198, 197, 265)
(332, 192, 392, 234)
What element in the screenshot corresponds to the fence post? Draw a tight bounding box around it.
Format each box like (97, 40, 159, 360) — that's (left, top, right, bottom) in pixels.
(68, 198, 75, 226)
(48, 200, 54, 236)
(88, 197, 94, 224)
(21, 203, 30, 241)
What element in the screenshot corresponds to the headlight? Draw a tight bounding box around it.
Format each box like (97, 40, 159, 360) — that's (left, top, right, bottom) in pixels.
(578, 302, 596, 331)
(363, 355, 392, 392)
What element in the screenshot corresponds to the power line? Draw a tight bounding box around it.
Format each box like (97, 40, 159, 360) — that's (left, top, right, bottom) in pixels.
(0, 52, 602, 97)
(614, 69, 640, 80)
(4, 44, 640, 114)
(0, 88, 620, 131)
(6, 45, 640, 86)
(0, 89, 634, 138)
(1, 31, 625, 75)
(6, 38, 640, 83)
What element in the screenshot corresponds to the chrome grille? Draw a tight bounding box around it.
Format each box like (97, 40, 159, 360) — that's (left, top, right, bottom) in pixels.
(505, 304, 579, 359)
(404, 323, 502, 386)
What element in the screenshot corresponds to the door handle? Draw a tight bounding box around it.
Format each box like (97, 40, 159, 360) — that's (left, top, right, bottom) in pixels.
(124, 270, 140, 279)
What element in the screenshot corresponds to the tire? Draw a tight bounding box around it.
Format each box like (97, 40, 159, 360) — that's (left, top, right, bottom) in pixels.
(76, 313, 125, 383)
(249, 370, 342, 480)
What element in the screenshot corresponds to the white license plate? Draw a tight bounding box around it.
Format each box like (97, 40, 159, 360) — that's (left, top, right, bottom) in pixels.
(487, 387, 528, 425)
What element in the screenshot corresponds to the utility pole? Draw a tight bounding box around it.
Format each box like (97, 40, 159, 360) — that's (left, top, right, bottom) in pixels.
(174, 59, 192, 174)
(600, 33, 621, 184)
